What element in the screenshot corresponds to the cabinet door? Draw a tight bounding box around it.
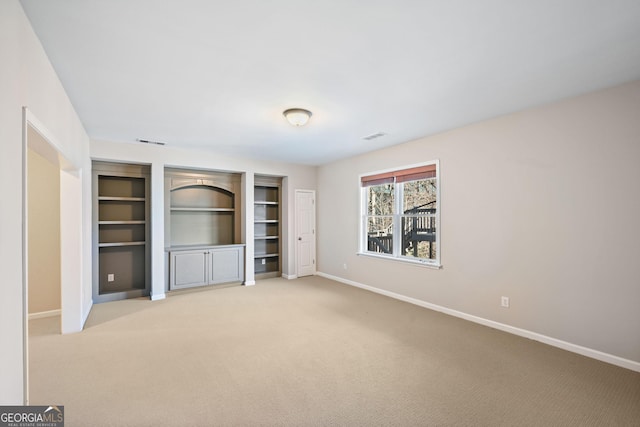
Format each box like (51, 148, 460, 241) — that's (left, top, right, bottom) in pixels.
(170, 250, 208, 289)
(209, 247, 244, 284)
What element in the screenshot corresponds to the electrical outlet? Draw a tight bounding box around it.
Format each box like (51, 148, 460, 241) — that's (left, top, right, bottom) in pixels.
(501, 296, 510, 308)
(261, 259, 266, 265)
(107, 274, 115, 282)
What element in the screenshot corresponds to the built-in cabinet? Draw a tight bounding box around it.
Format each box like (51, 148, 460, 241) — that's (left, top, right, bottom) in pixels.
(91, 165, 291, 298)
(165, 169, 244, 290)
(254, 176, 282, 278)
(169, 245, 244, 290)
(92, 162, 150, 303)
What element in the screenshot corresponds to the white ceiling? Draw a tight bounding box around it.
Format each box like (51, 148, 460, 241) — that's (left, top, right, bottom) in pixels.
(20, 0, 640, 165)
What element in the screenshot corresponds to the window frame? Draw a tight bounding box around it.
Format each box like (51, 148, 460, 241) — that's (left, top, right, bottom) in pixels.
(358, 160, 441, 268)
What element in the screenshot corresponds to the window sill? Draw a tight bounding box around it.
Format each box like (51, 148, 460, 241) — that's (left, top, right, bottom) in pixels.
(356, 252, 442, 269)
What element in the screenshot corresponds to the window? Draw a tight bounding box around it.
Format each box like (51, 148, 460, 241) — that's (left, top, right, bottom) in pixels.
(360, 162, 440, 266)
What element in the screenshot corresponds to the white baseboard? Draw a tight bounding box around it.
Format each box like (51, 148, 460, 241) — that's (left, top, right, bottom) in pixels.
(28, 309, 61, 320)
(244, 280, 256, 286)
(317, 272, 640, 373)
(151, 293, 166, 301)
(282, 274, 297, 280)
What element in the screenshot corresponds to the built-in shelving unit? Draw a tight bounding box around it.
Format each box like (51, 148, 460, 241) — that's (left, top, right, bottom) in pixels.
(92, 162, 150, 303)
(254, 176, 282, 279)
(165, 169, 245, 290)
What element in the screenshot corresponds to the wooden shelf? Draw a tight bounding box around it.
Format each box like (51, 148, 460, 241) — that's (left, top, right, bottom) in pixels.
(254, 220, 278, 223)
(255, 201, 278, 205)
(254, 253, 279, 258)
(254, 235, 279, 240)
(99, 220, 146, 225)
(99, 241, 146, 248)
(170, 207, 235, 212)
(99, 196, 145, 202)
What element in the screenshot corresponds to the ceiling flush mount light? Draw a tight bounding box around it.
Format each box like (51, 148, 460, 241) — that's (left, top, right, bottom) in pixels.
(283, 108, 312, 126)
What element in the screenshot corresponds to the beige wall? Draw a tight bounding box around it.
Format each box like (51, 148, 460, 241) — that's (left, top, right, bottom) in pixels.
(27, 146, 61, 314)
(317, 80, 640, 365)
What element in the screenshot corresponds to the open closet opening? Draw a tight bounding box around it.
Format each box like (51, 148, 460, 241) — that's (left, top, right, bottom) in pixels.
(26, 128, 62, 332)
(23, 108, 83, 405)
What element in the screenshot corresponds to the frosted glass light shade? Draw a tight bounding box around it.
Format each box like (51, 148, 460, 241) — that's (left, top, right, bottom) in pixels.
(283, 108, 312, 126)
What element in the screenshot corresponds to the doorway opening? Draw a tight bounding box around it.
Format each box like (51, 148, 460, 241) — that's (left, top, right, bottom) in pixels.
(27, 128, 62, 333)
(22, 108, 82, 404)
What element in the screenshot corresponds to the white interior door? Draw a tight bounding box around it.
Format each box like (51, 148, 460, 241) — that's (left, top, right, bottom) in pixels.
(296, 190, 316, 277)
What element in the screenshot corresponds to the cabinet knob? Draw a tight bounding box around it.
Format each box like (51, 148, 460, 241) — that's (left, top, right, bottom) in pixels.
(298, 237, 302, 241)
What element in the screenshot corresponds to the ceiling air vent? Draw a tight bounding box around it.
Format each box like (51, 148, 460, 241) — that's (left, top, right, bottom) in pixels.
(136, 138, 166, 146)
(362, 132, 386, 141)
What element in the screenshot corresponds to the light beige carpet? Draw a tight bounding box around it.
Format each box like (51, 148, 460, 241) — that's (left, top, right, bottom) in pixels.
(29, 276, 640, 426)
